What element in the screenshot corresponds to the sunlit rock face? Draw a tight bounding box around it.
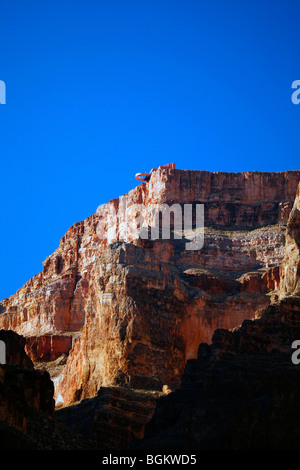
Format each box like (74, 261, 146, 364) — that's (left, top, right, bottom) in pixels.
(280, 182, 300, 297)
(1, 169, 299, 407)
(133, 184, 300, 450)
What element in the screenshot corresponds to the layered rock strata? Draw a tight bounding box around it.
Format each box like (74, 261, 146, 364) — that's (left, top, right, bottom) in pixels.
(0, 170, 299, 407)
(0, 329, 99, 449)
(0, 330, 54, 435)
(132, 182, 300, 450)
(56, 386, 158, 450)
(280, 181, 300, 296)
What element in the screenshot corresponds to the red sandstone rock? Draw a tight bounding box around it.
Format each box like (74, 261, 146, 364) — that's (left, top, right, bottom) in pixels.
(25, 334, 73, 362)
(280, 182, 300, 296)
(262, 265, 280, 292)
(133, 184, 300, 450)
(0, 330, 54, 434)
(0, 170, 299, 407)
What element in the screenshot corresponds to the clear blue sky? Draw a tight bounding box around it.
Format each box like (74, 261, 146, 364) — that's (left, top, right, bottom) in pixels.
(0, 0, 299, 299)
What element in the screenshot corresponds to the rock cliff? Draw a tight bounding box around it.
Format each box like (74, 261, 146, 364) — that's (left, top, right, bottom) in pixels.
(1, 169, 299, 408)
(0, 329, 100, 449)
(280, 181, 300, 296)
(0, 329, 54, 434)
(55, 386, 158, 450)
(132, 182, 300, 450)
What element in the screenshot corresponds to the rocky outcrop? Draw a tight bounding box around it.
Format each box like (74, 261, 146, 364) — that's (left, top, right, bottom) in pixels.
(0, 169, 299, 408)
(280, 182, 300, 296)
(0, 330, 54, 435)
(25, 334, 73, 362)
(132, 182, 300, 450)
(55, 386, 158, 450)
(133, 295, 300, 450)
(55, 237, 277, 406)
(0, 329, 99, 449)
(0, 329, 33, 370)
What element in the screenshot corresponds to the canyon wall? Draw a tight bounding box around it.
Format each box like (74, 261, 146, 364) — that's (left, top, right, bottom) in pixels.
(132, 182, 300, 450)
(1, 169, 299, 407)
(280, 181, 300, 296)
(0, 330, 54, 438)
(0, 330, 99, 449)
(55, 386, 158, 450)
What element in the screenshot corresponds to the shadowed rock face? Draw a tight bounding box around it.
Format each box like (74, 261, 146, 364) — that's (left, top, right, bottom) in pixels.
(55, 386, 158, 450)
(0, 330, 54, 434)
(132, 297, 300, 450)
(131, 182, 300, 451)
(0, 329, 102, 449)
(0, 169, 299, 408)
